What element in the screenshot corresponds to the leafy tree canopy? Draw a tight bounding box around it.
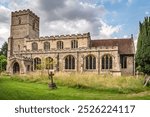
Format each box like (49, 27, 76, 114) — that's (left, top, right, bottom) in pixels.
(136, 17, 150, 75)
(0, 42, 8, 72)
(0, 55, 7, 72)
(0, 42, 8, 57)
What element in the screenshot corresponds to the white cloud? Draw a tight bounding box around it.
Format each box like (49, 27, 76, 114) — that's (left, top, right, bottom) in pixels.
(98, 20, 122, 38)
(145, 11, 149, 15)
(0, 5, 10, 23)
(127, 0, 133, 6)
(0, 23, 9, 47)
(128, 0, 132, 4)
(123, 35, 128, 38)
(41, 19, 92, 36)
(0, 6, 11, 47)
(0, 0, 123, 47)
(80, 2, 94, 8)
(101, 0, 133, 6)
(101, 0, 122, 4)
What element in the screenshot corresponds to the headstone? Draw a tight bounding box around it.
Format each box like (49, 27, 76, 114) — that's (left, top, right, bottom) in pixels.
(48, 70, 57, 89)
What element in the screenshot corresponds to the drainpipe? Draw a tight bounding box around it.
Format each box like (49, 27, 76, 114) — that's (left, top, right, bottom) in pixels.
(98, 50, 100, 75)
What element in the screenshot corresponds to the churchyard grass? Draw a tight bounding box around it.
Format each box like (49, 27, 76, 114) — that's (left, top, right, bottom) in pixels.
(0, 72, 150, 100)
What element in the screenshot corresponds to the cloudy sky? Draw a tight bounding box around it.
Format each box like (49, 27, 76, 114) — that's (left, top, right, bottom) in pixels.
(0, 0, 150, 47)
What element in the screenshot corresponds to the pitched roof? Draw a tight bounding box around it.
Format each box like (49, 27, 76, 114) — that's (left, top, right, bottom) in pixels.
(91, 38, 135, 54)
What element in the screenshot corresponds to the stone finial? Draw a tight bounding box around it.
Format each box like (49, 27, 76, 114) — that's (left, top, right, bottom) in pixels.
(131, 34, 133, 39)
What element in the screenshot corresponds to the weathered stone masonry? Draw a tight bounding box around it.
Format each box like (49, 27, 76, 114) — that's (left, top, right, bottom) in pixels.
(7, 9, 135, 76)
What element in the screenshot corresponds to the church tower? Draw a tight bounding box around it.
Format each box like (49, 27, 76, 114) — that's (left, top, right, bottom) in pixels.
(7, 9, 40, 74)
(8, 9, 39, 57)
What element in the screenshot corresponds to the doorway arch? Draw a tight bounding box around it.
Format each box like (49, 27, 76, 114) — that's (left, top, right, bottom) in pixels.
(13, 62, 20, 74)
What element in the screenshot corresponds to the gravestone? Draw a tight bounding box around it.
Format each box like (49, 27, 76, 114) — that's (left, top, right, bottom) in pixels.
(48, 70, 57, 89)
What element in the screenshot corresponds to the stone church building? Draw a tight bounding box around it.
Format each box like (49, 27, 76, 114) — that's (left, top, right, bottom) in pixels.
(7, 9, 135, 76)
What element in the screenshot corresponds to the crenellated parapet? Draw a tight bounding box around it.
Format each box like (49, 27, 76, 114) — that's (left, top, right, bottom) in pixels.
(39, 32, 90, 40)
(12, 9, 39, 20)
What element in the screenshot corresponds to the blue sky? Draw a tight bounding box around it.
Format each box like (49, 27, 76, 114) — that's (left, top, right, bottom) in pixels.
(100, 0, 150, 37)
(0, 0, 150, 47)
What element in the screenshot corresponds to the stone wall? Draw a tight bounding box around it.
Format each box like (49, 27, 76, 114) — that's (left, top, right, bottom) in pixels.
(16, 46, 121, 74)
(24, 33, 90, 51)
(7, 9, 134, 76)
(121, 56, 134, 75)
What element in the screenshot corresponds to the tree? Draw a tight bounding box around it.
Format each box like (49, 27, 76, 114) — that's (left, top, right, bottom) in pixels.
(35, 57, 56, 76)
(0, 42, 8, 73)
(136, 17, 150, 75)
(0, 55, 7, 73)
(0, 42, 8, 57)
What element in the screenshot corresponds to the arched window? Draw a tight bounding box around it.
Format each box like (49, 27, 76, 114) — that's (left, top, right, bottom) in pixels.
(71, 40, 78, 49)
(102, 55, 112, 69)
(44, 42, 50, 51)
(120, 55, 127, 69)
(85, 55, 96, 69)
(13, 62, 20, 74)
(34, 57, 41, 70)
(65, 55, 75, 69)
(18, 17, 21, 24)
(33, 20, 36, 30)
(45, 57, 53, 69)
(32, 42, 38, 51)
(57, 41, 64, 49)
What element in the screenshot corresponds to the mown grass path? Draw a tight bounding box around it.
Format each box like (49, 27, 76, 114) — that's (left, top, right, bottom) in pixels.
(0, 77, 150, 100)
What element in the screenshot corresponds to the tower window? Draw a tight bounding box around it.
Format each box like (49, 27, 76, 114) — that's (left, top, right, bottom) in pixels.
(102, 54, 112, 69)
(65, 55, 75, 69)
(71, 40, 78, 49)
(85, 55, 96, 69)
(44, 42, 50, 51)
(18, 17, 21, 24)
(32, 42, 38, 51)
(33, 20, 36, 30)
(57, 41, 64, 49)
(120, 56, 127, 69)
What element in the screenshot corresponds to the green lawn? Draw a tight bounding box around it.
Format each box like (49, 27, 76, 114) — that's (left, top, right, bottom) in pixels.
(0, 76, 150, 100)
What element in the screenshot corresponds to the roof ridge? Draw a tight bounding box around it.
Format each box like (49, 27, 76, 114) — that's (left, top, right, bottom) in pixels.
(92, 38, 132, 41)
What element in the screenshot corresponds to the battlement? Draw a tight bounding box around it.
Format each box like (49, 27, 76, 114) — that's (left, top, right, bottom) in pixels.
(39, 32, 90, 40)
(12, 9, 39, 20)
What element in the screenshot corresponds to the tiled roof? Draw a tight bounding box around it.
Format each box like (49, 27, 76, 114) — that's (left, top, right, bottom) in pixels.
(91, 38, 135, 54)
